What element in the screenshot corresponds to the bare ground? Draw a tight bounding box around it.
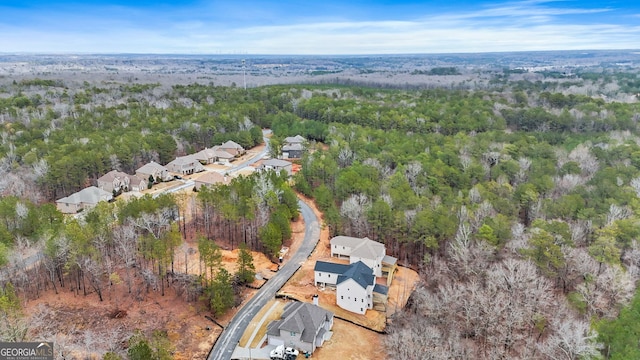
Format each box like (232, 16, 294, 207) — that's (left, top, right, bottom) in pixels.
(23, 238, 275, 360)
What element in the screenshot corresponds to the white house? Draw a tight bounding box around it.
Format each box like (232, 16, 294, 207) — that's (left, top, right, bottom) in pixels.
(336, 261, 375, 315)
(314, 260, 390, 315)
(330, 236, 386, 277)
(267, 302, 334, 354)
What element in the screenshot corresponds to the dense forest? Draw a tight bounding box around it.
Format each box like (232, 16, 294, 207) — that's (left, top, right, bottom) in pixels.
(1, 67, 640, 358)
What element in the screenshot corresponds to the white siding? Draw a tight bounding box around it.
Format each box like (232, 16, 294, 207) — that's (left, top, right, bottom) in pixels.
(314, 271, 338, 286)
(331, 244, 351, 258)
(336, 278, 369, 315)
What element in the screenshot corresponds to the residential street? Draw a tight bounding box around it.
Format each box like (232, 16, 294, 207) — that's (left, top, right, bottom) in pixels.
(207, 198, 320, 360)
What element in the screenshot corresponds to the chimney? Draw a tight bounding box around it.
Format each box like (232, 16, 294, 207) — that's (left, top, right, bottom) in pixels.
(312, 294, 319, 306)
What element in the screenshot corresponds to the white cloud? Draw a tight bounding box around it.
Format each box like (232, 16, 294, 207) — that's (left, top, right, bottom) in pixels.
(0, 0, 637, 54)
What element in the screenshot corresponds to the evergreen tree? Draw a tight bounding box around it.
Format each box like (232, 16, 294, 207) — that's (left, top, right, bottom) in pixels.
(236, 243, 256, 284)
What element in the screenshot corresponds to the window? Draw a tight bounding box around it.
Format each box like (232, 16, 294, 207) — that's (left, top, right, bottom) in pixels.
(361, 308, 363, 312)
(318, 273, 321, 277)
(341, 296, 343, 299)
(290, 332, 296, 337)
(328, 274, 331, 278)
(354, 297, 357, 302)
(362, 299, 364, 303)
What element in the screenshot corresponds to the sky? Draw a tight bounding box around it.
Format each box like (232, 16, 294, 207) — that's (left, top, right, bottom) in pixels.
(0, 0, 639, 54)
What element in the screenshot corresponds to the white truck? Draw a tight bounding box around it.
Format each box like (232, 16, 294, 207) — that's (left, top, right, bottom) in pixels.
(269, 344, 299, 360)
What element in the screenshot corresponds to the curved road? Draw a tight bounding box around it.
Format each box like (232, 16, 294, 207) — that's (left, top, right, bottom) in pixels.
(207, 199, 320, 360)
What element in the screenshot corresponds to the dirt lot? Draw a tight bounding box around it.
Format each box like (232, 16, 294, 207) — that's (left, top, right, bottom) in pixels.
(22, 212, 276, 360)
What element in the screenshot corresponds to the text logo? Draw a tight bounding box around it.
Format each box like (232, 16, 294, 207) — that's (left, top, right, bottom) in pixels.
(0, 342, 53, 360)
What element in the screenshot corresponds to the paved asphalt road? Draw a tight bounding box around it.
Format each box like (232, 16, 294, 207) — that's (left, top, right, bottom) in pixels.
(207, 199, 320, 360)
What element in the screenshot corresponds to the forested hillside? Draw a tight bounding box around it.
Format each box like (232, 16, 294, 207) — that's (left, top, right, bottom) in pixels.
(1, 67, 640, 358)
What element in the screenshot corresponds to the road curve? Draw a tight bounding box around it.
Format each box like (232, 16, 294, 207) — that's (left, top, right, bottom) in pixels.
(207, 198, 320, 360)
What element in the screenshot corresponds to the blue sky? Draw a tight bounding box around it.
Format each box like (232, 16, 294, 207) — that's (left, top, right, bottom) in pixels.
(1, 0, 639, 54)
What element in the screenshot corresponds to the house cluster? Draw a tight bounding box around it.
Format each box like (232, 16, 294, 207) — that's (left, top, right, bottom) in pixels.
(314, 236, 397, 315)
(55, 140, 246, 214)
(167, 140, 245, 175)
(267, 300, 334, 356)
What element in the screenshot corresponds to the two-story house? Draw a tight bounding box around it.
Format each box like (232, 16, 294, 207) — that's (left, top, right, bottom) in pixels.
(267, 302, 334, 354)
(330, 236, 386, 277)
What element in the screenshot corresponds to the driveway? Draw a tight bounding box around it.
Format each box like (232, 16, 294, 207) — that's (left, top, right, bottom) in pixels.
(207, 198, 320, 360)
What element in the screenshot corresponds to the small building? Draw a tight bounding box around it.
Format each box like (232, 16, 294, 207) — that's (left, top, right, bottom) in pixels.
(330, 236, 386, 277)
(194, 172, 229, 190)
(261, 159, 293, 177)
(136, 161, 172, 182)
(165, 155, 205, 175)
(219, 140, 245, 156)
(56, 186, 113, 214)
(267, 302, 334, 355)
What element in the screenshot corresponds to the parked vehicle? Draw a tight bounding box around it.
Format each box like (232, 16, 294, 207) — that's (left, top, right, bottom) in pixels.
(270, 344, 299, 360)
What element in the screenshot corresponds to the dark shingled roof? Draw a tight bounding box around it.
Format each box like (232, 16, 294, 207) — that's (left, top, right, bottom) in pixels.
(373, 284, 389, 296)
(314, 261, 350, 274)
(337, 261, 374, 289)
(267, 302, 334, 343)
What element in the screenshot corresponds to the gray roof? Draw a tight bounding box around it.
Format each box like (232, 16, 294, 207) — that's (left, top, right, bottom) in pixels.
(97, 170, 130, 183)
(195, 172, 228, 185)
(136, 161, 168, 175)
(167, 155, 199, 166)
(283, 143, 304, 151)
(262, 159, 292, 167)
(56, 186, 112, 205)
(331, 236, 386, 260)
(373, 284, 389, 296)
(193, 147, 218, 161)
(267, 302, 333, 343)
(337, 261, 375, 289)
(314, 261, 350, 274)
(212, 147, 234, 159)
(331, 235, 366, 248)
(351, 239, 385, 260)
(284, 135, 306, 144)
(383, 255, 398, 266)
(220, 140, 244, 150)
